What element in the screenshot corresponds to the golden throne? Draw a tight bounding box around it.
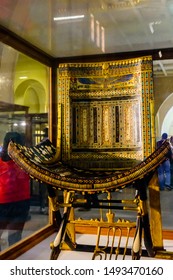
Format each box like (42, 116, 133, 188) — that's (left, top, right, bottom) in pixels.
(8, 56, 173, 260)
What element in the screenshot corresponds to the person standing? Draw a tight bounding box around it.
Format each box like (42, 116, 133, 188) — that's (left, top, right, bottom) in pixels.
(169, 136, 173, 188)
(157, 133, 172, 191)
(0, 132, 30, 249)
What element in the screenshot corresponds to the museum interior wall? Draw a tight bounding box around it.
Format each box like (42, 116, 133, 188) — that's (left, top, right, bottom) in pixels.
(154, 76, 173, 114)
(0, 42, 51, 257)
(153, 76, 173, 138)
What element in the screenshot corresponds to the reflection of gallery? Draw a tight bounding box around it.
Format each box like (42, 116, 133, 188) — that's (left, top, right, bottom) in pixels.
(0, 2, 173, 260)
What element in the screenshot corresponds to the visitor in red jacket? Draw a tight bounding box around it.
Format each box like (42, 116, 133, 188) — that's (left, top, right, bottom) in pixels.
(0, 132, 30, 249)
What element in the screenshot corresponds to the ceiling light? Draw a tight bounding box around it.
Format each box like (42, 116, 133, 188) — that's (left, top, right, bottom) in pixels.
(149, 21, 162, 34)
(149, 22, 154, 34)
(53, 15, 85, 21)
(19, 76, 28, 79)
(21, 121, 26, 126)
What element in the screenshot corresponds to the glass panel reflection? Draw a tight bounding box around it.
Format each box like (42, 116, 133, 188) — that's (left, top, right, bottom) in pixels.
(153, 59, 173, 231)
(0, 42, 50, 252)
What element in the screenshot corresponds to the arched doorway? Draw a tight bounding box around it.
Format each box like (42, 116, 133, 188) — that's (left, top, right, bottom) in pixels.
(155, 93, 173, 139)
(15, 79, 47, 113)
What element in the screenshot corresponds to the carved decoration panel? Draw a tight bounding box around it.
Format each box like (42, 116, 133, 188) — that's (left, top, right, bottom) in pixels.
(58, 56, 154, 169)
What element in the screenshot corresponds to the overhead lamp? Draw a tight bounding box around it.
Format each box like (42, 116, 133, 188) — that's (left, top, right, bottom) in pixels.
(19, 76, 28, 79)
(53, 15, 85, 21)
(149, 22, 154, 34)
(158, 51, 162, 58)
(149, 21, 162, 34)
(21, 121, 26, 126)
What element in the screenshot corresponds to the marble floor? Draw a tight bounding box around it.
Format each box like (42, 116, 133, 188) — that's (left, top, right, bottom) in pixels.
(1, 187, 173, 259)
(16, 232, 173, 260)
(17, 186, 173, 260)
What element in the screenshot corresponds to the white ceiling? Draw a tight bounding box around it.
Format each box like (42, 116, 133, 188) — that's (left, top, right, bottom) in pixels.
(1, 0, 173, 75)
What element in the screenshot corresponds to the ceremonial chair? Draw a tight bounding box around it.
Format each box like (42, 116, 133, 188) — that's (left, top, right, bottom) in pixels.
(8, 138, 173, 260)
